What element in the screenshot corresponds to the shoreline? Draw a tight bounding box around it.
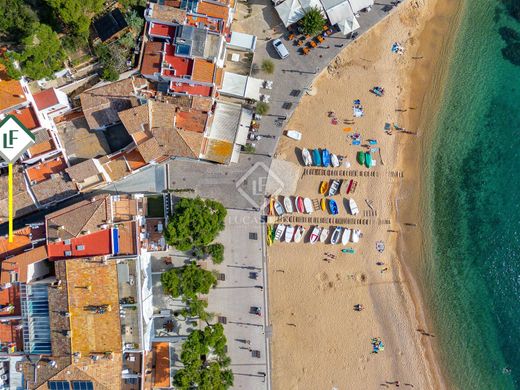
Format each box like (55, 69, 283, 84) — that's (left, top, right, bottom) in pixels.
(267, 0, 465, 388)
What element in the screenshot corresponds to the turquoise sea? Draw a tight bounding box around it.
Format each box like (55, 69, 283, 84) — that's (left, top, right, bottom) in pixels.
(426, 0, 520, 389)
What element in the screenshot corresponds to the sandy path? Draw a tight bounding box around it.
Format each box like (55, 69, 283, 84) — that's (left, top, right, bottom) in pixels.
(266, 1, 460, 389)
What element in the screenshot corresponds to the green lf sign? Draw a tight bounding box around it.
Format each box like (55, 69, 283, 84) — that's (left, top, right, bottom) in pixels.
(0, 115, 35, 163)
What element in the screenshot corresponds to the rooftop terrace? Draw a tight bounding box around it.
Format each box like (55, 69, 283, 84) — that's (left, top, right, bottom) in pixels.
(25, 155, 67, 184)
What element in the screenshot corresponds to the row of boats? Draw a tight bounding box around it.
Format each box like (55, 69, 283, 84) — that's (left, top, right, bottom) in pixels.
(301, 148, 342, 167)
(319, 179, 357, 196)
(269, 195, 359, 216)
(270, 224, 361, 245)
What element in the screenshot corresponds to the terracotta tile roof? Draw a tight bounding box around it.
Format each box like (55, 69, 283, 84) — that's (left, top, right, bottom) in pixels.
(140, 41, 163, 76)
(153, 342, 171, 388)
(33, 88, 59, 111)
(124, 148, 147, 171)
(103, 157, 131, 181)
(150, 101, 176, 129)
(149, 3, 187, 24)
(30, 176, 77, 206)
(132, 130, 151, 144)
(192, 59, 216, 83)
(28, 130, 56, 158)
(47, 229, 112, 259)
(0, 165, 36, 223)
(0, 63, 26, 112)
(176, 110, 207, 133)
(151, 127, 196, 158)
(0, 245, 48, 284)
(136, 137, 163, 163)
(191, 96, 213, 112)
(0, 224, 45, 260)
(119, 103, 150, 135)
(79, 77, 148, 129)
(116, 221, 137, 255)
(8, 105, 40, 130)
(0, 284, 21, 316)
(112, 197, 138, 222)
(215, 67, 224, 88)
(66, 159, 101, 182)
(26, 156, 68, 184)
(177, 129, 203, 156)
(197, 1, 229, 20)
(45, 195, 111, 242)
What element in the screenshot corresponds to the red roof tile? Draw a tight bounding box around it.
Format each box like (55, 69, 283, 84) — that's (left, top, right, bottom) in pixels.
(169, 81, 212, 97)
(150, 22, 176, 38)
(33, 88, 59, 111)
(141, 41, 163, 76)
(0, 245, 48, 284)
(8, 105, 40, 130)
(47, 229, 112, 259)
(164, 45, 193, 77)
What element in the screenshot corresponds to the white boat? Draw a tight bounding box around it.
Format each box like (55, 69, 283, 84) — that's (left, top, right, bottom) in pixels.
(301, 148, 312, 166)
(283, 196, 294, 213)
(330, 226, 342, 244)
(344, 160, 351, 168)
(341, 228, 351, 245)
(294, 226, 305, 243)
(328, 180, 340, 197)
(303, 197, 314, 213)
(274, 224, 285, 241)
(274, 200, 285, 216)
(331, 154, 340, 168)
(309, 226, 321, 244)
(284, 225, 295, 242)
(351, 229, 361, 243)
(349, 198, 359, 215)
(319, 227, 329, 243)
(286, 130, 302, 141)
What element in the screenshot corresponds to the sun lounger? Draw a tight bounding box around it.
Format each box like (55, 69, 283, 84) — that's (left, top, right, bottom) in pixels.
(317, 35, 324, 43)
(297, 40, 304, 46)
(310, 41, 317, 48)
(288, 33, 295, 40)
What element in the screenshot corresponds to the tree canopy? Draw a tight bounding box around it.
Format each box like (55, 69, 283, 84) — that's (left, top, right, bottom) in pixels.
(300, 7, 326, 36)
(165, 198, 227, 251)
(2, 23, 66, 80)
(161, 262, 217, 299)
(0, 0, 38, 42)
(174, 324, 233, 390)
(46, 0, 104, 37)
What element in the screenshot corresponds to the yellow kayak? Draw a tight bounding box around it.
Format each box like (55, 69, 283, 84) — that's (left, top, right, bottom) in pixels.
(320, 198, 327, 211)
(319, 180, 329, 194)
(269, 197, 274, 215)
(266, 225, 273, 246)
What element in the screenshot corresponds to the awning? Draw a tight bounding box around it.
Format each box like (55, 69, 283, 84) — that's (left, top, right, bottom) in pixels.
(228, 31, 257, 52)
(347, 0, 373, 13)
(221, 72, 262, 101)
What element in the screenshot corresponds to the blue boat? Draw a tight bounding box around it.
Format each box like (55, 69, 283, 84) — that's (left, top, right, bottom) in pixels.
(328, 199, 338, 215)
(322, 149, 331, 167)
(312, 149, 321, 166)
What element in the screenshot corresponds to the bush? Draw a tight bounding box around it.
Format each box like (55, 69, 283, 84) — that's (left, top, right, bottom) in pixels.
(300, 7, 326, 36)
(242, 144, 256, 154)
(256, 101, 269, 115)
(261, 59, 275, 74)
(161, 262, 217, 299)
(206, 243, 224, 264)
(164, 197, 227, 251)
(101, 65, 119, 81)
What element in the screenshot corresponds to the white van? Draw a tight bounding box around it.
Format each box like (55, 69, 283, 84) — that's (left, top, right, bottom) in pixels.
(272, 39, 289, 59)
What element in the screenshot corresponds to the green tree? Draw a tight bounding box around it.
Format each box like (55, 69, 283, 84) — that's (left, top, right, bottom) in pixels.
(161, 263, 217, 299)
(256, 101, 269, 115)
(261, 59, 274, 74)
(46, 0, 104, 37)
(125, 10, 144, 34)
(206, 243, 224, 264)
(101, 65, 119, 81)
(165, 197, 227, 251)
(300, 7, 326, 35)
(181, 296, 213, 322)
(4, 23, 65, 80)
(0, 0, 38, 42)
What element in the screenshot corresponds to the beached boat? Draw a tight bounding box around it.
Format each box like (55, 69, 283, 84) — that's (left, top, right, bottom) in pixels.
(341, 228, 351, 245)
(319, 180, 329, 194)
(349, 198, 359, 215)
(304, 197, 314, 213)
(294, 226, 305, 243)
(328, 180, 340, 196)
(309, 226, 321, 244)
(328, 199, 338, 215)
(322, 149, 331, 167)
(286, 130, 302, 140)
(331, 153, 340, 168)
(357, 151, 365, 165)
(284, 196, 293, 213)
(320, 227, 329, 243)
(266, 225, 273, 246)
(302, 148, 312, 166)
(274, 200, 285, 216)
(274, 224, 285, 241)
(330, 226, 342, 244)
(296, 196, 305, 213)
(346, 179, 354, 194)
(351, 229, 361, 243)
(269, 197, 275, 215)
(365, 152, 372, 168)
(312, 149, 322, 166)
(284, 225, 295, 242)
(320, 198, 327, 211)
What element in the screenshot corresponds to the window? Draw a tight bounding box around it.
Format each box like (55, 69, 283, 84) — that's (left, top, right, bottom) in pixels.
(48, 382, 70, 390)
(71, 381, 94, 390)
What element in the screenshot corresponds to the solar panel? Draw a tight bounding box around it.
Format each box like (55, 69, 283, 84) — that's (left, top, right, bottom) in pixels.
(71, 381, 94, 390)
(48, 382, 70, 390)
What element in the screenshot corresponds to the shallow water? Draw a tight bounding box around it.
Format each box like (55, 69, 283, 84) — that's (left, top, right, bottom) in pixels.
(425, 0, 520, 388)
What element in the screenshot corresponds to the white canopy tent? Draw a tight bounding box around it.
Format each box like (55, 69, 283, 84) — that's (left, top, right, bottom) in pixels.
(275, 0, 325, 27)
(347, 0, 374, 14)
(220, 72, 263, 101)
(321, 0, 360, 35)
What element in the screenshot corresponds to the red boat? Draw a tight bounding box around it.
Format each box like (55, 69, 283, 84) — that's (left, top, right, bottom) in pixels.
(346, 179, 354, 194)
(296, 196, 305, 213)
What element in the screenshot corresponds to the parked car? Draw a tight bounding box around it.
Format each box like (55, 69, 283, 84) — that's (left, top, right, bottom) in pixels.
(272, 39, 289, 59)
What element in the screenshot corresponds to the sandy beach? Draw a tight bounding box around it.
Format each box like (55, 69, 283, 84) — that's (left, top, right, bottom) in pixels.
(267, 0, 463, 388)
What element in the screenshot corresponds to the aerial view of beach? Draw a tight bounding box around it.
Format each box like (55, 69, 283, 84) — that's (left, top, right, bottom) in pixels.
(267, 0, 520, 389)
